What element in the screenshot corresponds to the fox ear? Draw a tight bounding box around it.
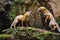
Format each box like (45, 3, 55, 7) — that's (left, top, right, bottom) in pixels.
(43, 8, 46, 11)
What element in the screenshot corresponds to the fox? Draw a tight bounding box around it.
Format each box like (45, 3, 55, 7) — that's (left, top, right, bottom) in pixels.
(10, 11, 32, 29)
(38, 6, 60, 32)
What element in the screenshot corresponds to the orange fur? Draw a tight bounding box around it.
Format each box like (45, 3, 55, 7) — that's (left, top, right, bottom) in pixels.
(38, 6, 60, 31)
(45, 15, 50, 23)
(10, 11, 32, 29)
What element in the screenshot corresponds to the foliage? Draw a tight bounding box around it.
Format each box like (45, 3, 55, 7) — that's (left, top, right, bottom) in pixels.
(56, 18, 60, 26)
(2, 27, 60, 40)
(0, 34, 11, 38)
(0, 34, 12, 40)
(8, 1, 18, 21)
(14, 0, 25, 4)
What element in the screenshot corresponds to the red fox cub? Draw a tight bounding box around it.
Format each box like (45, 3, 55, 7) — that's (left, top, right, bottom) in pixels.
(38, 6, 60, 32)
(10, 11, 32, 29)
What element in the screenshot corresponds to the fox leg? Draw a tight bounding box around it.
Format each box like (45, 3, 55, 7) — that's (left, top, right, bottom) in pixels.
(14, 23, 18, 32)
(13, 20, 18, 32)
(22, 21, 23, 27)
(45, 15, 50, 23)
(14, 24, 16, 29)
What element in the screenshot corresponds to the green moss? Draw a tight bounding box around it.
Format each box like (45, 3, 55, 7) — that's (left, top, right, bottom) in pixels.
(14, 0, 25, 4)
(0, 34, 12, 39)
(2, 27, 60, 40)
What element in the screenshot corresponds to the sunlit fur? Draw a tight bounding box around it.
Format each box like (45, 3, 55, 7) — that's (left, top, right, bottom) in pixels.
(38, 6, 60, 32)
(10, 11, 32, 29)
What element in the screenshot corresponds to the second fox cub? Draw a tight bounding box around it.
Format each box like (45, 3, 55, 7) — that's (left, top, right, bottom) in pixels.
(38, 6, 60, 32)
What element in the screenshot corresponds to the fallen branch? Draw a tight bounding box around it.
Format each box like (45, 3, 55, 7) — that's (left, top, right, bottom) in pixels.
(3, 27, 60, 35)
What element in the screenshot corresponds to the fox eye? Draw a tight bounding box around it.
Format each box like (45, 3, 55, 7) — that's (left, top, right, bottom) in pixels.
(54, 24, 56, 26)
(44, 9, 45, 10)
(42, 9, 45, 11)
